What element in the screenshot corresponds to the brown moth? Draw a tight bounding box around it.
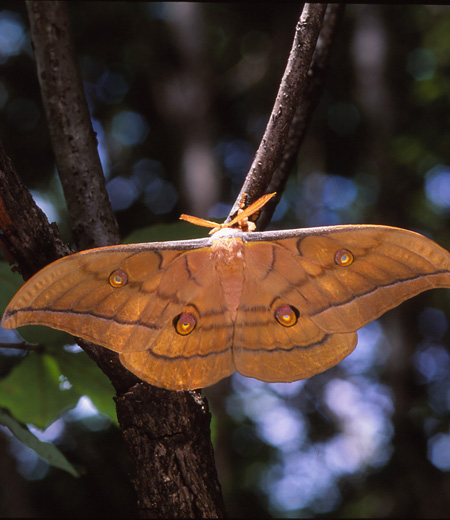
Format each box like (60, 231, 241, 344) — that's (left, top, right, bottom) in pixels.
(3, 194, 450, 390)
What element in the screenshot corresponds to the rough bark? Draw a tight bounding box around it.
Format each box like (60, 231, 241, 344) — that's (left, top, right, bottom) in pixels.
(257, 4, 344, 229)
(26, 1, 120, 250)
(4, 3, 227, 518)
(116, 384, 225, 518)
(0, 140, 72, 280)
(228, 2, 327, 222)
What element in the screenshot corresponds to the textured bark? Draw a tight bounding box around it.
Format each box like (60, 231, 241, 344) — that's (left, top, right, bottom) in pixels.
(229, 2, 327, 222)
(0, 141, 72, 279)
(116, 384, 225, 518)
(11, 3, 228, 518)
(257, 4, 344, 229)
(26, 1, 120, 250)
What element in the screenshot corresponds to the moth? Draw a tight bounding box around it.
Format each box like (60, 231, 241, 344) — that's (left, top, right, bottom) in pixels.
(3, 193, 450, 390)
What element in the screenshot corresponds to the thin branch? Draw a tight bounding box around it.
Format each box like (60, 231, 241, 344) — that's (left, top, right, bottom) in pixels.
(257, 4, 344, 229)
(228, 2, 327, 222)
(26, 1, 120, 250)
(0, 342, 40, 352)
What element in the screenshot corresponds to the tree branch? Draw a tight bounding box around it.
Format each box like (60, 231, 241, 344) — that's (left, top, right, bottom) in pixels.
(0, 141, 72, 279)
(227, 2, 328, 225)
(1, 3, 341, 516)
(14, 3, 227, 518)
(26, 1, 120, 250)
(257, 4, 345, 229)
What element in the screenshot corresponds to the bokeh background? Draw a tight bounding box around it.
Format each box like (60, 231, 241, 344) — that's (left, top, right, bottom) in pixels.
(0, 2, 450, 517)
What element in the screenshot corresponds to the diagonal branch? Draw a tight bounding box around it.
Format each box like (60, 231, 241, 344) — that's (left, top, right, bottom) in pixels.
(257, 4, 345, 229)
(0, 141, 72, 279)
(26, 1, 120, 250)
(228, 2, 328, 222)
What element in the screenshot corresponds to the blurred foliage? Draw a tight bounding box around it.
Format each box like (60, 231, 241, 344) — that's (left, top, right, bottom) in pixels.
(0, 2, 450, 518)
(0, 407, 78, 477)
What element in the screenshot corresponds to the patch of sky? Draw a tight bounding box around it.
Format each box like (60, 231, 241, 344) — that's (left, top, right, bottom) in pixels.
(92, 117, 111, 178)
(65, 396, 112, 432)
(228, 364, 394, 515)
(340, 321, 387, 375)
(425, 164, 450, 212)
(322, 174, 357, 210)
(95, 68, 130, 104)
(106, 157, 177, 215)
(428, 430, 450, 471)
(324, 378, 394, 470)
(132, 158, 164, 188)
(107, 176, 140, 211)
(134, 159, 178, 215)
(413, 341, 450, 385)
(270, 195, 289, 223)
(144, 178, 178, 215)
(206, 201, 233, 221)
(28, 419, 66, 445)
(270, 380, 306, 398)
(111, 110, 149, 147)
(298, 171, 358, 227)
(4, 425, 50, 481)
(418, 307, 448, 340)
(63, 344, 84, 354)
(271, 377, 392, 513)
(145, 2, 168, 20)
(215, 138, 255, 185)
(30, 190, 61, 225)
(0, 11, 30, 64)
(0, 326, 24, 348)
(428, 381, 450, 416)
(264, 451, 341, 515)
(5, 395, 113, 482)
(256, 404, 307, 451)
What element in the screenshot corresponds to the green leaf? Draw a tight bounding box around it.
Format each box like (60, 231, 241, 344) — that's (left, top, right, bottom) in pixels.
(0, 406, 79, 477)
(13, 325, 73, 348)
(51, 347, 117, 423)
(0, 261, 23, 313)
(0, 351, 80, 428)
(0, 345, 117, 427)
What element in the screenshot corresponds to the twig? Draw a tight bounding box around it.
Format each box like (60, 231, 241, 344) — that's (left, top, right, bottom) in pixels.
(0, 342, 40, 352)
(257, 4, 345, 229)
(26, 1, 120, 250)
(228, 2, 327, 223)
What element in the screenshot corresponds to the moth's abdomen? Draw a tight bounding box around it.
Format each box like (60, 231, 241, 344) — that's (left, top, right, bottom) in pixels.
(211, 237, 246, 322)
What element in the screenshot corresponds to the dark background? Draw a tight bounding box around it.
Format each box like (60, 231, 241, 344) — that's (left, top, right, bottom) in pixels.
(0, 3, 449, 517)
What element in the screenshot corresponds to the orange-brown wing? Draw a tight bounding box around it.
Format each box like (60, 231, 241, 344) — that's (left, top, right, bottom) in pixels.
(2, 242, 235, 390)
(234, 225, 450, 382)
